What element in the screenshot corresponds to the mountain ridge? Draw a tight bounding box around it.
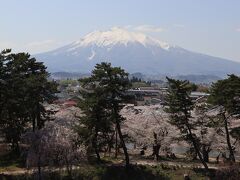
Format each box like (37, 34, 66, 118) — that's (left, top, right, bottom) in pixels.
(36, 27, 240, 77)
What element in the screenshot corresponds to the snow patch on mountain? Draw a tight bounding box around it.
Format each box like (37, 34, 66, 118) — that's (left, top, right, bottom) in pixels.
(88, 49, 96, 60)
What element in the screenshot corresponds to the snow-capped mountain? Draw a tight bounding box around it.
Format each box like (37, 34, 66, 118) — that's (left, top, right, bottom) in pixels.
(68, 27, 170, 50)
(36, 27, 240, 76)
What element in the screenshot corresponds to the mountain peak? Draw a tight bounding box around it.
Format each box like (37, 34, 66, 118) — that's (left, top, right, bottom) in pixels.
(69, 27, 170, 50)
(37, 27, 240, 77)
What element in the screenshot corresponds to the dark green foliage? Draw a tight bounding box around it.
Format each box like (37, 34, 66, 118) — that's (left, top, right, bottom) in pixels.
(165, 77, 194, 134)
(208, 74, 240, 115)
(131, 76, 142, 82)
(189, 83, 198, 91)
(131, 76, 151, 88)
(0, 49, 57, 152)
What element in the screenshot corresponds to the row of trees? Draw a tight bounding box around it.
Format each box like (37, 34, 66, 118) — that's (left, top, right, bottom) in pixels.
(75, 63, 240, 172)
(1, 49, 239, 175)
(0, 49, 57, 153)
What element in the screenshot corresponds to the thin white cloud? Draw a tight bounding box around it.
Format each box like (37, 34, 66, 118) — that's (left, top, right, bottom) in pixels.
(24, 39, 68, 53)
(236, 27, 240, 32)
(173, 24, 185, 28)
(133, 25, 165, 33)
(0, 42, 17, 50)
(27, 40, 55, 47)
(0, 40, 64, 54)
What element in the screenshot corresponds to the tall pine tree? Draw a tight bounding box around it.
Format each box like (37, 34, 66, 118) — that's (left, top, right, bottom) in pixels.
(77, 62, 131, 166)
(165, 77, 209, 172)
(76, 76, 113, 161)
(208, 74, 240, 162)
(0, 49, 57, 152)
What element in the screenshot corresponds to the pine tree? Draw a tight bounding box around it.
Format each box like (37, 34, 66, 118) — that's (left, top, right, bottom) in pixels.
(208, 74, 240, 162)
(76, 76, 113, 161)
(78, 62, 131, 166)
(165, 77, 209, 172)
(0, 49, 57, 152)
(0, 49, 10, 128)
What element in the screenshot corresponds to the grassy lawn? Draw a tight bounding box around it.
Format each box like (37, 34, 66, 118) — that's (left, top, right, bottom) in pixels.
(0, 159, 211, 180)
(0, 151, 214, 180)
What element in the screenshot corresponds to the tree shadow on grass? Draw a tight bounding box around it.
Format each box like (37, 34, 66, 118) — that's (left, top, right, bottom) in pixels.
(102, 165, 170, 180)
(0, 152, 24, 169)
(192, 168, 216, 179)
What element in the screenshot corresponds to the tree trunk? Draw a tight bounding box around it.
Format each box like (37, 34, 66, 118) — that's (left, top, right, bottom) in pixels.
(111, 90, 129, 166)
(223, 113, 235, 162)
(32, 113, 36, 132)
(152, 133, 160, 161)
(12, 141, 20, 156)
(108, 134, 113, 156)
(202, 145, 209, 163)
(187, 126, 209, 172)
(36, 103, 42, 129)
(93, 130, 101, 161)
(107, 135, 112, 156)
(37, 155, 42, 180)
(152, 145, 160, 161)
(183, 108, 209, 172)
(66, 163, 72, 179)
(116, 120, 129, 167)
(115, 126, 118, 158)
(94, 145, 101, 161)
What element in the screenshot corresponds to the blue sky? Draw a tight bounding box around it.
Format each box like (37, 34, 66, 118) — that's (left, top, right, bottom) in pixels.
(1, 0, 240, 61)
